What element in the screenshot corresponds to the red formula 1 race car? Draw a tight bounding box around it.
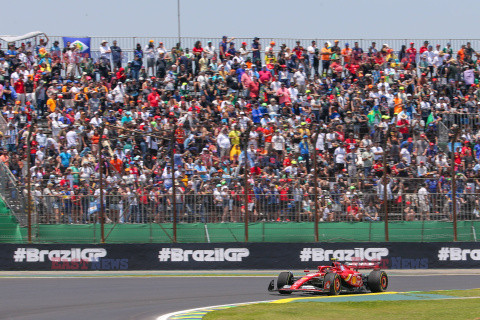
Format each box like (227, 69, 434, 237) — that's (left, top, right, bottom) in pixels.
(268, 260, 388, 295)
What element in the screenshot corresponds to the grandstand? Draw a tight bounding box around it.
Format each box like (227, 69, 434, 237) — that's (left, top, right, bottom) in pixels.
(0, 35, 479, 243)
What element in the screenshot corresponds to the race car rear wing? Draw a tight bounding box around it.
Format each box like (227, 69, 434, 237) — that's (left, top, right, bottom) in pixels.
(345, 259, 381, 270)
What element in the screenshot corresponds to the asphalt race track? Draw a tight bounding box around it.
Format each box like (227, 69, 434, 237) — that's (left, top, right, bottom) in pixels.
(1, 273, 480, 320)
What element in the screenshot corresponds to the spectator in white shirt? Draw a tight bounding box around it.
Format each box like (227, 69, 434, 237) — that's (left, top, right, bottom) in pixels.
(293, 67, 307, 93)
(216, 128, 231, 160)
(371, 143, 384, 161)
(145, 40, 156, 76)
(204, 41, 216, 62)
(400, 147, 411, 165)
(99, 40, 111, 66)
(334, 143, 346, 171)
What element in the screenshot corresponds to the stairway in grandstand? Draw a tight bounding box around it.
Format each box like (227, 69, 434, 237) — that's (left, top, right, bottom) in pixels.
(0, 114, 31, 229)
(0, 161, 28, 225)
(0, 200, 25, 243)
(36, 117, 51, 135)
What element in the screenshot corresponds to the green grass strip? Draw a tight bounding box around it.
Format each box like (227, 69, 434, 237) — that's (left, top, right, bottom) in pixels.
(204, 289, 480, 320)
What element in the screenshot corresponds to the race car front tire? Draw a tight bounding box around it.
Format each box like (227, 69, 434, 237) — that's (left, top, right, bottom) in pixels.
(277, 271, 294, 294)
(324, 273, 341, 295)
(368, 270, 388, 292)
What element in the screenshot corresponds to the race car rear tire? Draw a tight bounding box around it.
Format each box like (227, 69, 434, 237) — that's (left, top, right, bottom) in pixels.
(368, 270, 388, 292)
(324, 273, 341, 295)
(277, 271, 294, 294)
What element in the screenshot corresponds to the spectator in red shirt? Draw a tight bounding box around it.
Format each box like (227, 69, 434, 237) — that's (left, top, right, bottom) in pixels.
(192, 40, 204, 76)
(406, 42, 417, 66)
(292, 41, 304, 60)
(276, 83, 291, 106)
(397, 114, 410, 140)
(116, 67, 126, 82)
(263, 125, 274, 151)
(248, 78, 260, 99)
(148, 89, 161, 108)
(344, 133, 356, 153)
(14, 78, 26, 106)
(346, 200, 363, 221)
(258, 66, 272, 84)
(345, 62, 360, 77)
(419, 40, 429, 54)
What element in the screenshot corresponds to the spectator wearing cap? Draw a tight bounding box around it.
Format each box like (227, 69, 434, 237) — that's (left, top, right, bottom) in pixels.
(239, 42, 249, 60)
(145, 40, 156, 77)
(156, 44, 169, 78)
(99, 40, 111, 66)
(156, 41, 166, 60)
(419, 40, 429, 54)
(111, 40, 123, 69)
(368, 41, 377, 56)
(417, 161, 428, 177)
(264, 47, 277, 71)
(320, 42, 332, 76)
(432, 44, 443, 72)
(133, 43, 144, 60)
(443, 42, 453, 58)
(404, 201, 415, 221)
(293, 40, 305, 61)
(341, 43, 352, 66)
(35, 37, 49, 56)
(13, 75, 26, 107)
(331, 40, 340, 55)
(226, 42, 237, 57)
(3, 36, 480, 225)
(406, 42, 417, 67)
(265, 41, 276, 54)
(397, 113, 410, 140)
(219, 36, 235, 61)
(49, 41, 61, 59)
(251, 37, 261, 64)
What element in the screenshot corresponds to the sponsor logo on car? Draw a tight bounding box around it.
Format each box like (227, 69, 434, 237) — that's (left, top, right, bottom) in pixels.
(324, 280, 331, 289)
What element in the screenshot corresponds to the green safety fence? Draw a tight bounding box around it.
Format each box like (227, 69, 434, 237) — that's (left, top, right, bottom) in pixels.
(0, 197, 478, 243)
(1, 220, 478, 244)
(0, 200, 25, 243)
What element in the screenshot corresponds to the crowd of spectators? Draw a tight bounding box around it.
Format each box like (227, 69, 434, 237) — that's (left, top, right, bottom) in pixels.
(0, 36, 480, 224)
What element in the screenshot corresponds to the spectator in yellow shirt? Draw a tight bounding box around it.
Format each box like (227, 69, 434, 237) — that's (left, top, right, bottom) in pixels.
(228, 127, 241, 146)
(46, 94, 57, 112)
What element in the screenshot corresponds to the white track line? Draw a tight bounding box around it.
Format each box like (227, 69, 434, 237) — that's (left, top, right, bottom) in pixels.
(1, 274, 480, 279)
(0, 275, 275, 279)
(157, 300, 275, 320)
(156, 291, 480, 320)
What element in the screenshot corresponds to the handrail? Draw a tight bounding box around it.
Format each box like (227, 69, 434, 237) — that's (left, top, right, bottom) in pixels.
(0, 161, 28, 226)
